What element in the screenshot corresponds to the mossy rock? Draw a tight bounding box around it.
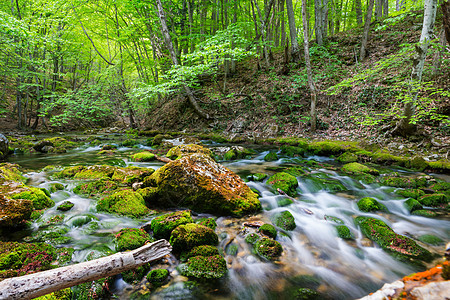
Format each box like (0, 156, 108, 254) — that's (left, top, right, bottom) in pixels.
(122, 263, 151, 284)
(55, 165, 115, 180)
(267, 172, 298, 197)
(336, 225, 353, 239)
(112, 166, 154, 185)
(180, 245, 220, 262)
(411, 210, 438, 218)
(166, 144, 212, 160)
(294, 288, 320, 300)
(429, 182, 450, 193)
(67, 214, 98, 228)
(114, 228, 154, 252)
(249, 173, 268, 182)
(264, 152, 278, 162)
(418, 194, 448, 207)
(152, 134, 172, 146)
(371, 151, 408, 165)
(357, 197, 387, 212)
(405, 156, 428, 171)
(147, 269, 169, 287)
(259, 224, 277, 239)
(33, 137, 77, 153)
(226, 244, 239, 256)
(195, 217, 217, 230)
(97, 189, 152, 218)
(427, 160, 450, 172)
(324, 215, 344, 224)
(336, 152, 358, 163)
(404, 199, 423, 212)
(150, 210, 194, 239)
(73, 179, 119, 198)
(143, 153, 261, 217)
(101, 144, 117, 151)
(273, 210, 296, 231)
(396, 189, 425, 199)
(302, 175, 347, 193)
(245, 233, 261, 244)
(11, 186, 54, 210)
(131, 151, 156, 162)
(223, 146, 255, 160)
(169, 223, 218, 252)
(34, 288, 73, 300)
(284, 166, 306, 177)
(341, 162, 379, 175)
(122, 139, 138, 147)
(98, 149, 115, 155)
(280, 145, 305, 157)
(72, 277, 112, 300)
(0, 163, 27, 183)
(57, 201, 74, 212)
(254, 238, 283, 261)
(417, 234, 444, 246)
(0, 241, 73, 279)
(0, 195, 33, 227)
(49, 183, 65, 193)
(355, 216, 432, 262)
(379, 176, 428, 189)
(24, 225, 71, 245)
(180, 255, 227, 279)
(277, 197, 294, 207)
(308, 140, 361, 155)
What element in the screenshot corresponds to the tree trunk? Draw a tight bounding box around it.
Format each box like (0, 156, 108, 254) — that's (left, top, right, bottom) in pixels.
(280, 0, 286, 46)
(360, 0, 375, 61)
(391, 0, 438, 137)
(301, 0, 317, 132)
(315, 0, 324, 45)
(286, 0, 301, 61)
(155, 0, 210, 119)
(432, 29, 446, 75)
(0, 240, 171, 300)
(443, 0, 450, 45)
(355, 0, 363, 24)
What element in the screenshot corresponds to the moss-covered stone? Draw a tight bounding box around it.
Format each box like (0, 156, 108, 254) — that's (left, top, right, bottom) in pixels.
(264, 152, 278, 161)
(24, 226, 71, 245)
(294, 288, 320, 300)
(404, 199, 423, 213)
(57, 201, 74, 212)
(97, 189, 151, 218)
(336, 152, 358, 163)
(180, 245, 220, 262)
(122, 264, 151, 284)
(254, 238, 283, 261)
(284, 166, 306, 177)
(0, 195, 32, 227)
(411, 210, 438, 218)
(112, 166, 154, 185)
(245, 233, 261, 244)
(72, 277, 112, 300)
(342, 162, 379, 175)
(280, 145, 305, 157)
(122, 139, 138, 147)
(267, 172, 298, 197)
(336, 225, 353, 239)
(302, 175, 347, 193)
(418, 194, 448, 207)
(114, 228, 154, 252)
(33, 137, 78, 153)
(259, 224, 277, 239)
(151, 210, 194, 239)
(49, 183, 65, 193)
(67, 214, 98, 228)
(223, 146, 255, 160)
(0, 163, 26, 183)
(357, 197, 387, 212)
(195, 217, 217, 230)
(308, 140, 362, 155)
(166, 144, 212, 160)
(143, 153, 261, 217)
(131, 151, 156, 162)
(417, 234, 444, 245)
(380, 176, 428, 188)
(55, 165, 116, 180)
(11, 186, 54, 210)
(396, 189, 425, 199)
(180, 255, 227, 279)
(273, 210, 296, 231)
(355, 216, 432, 261)
(169, 223, 218, 252)
(73, 179, 119, 198)
(34, 288, 73, 300)
(324, 215, 344, 224)
(405, 156, 428, 171)
(249, 173, 268, 182)
(147, 269, 169, 287)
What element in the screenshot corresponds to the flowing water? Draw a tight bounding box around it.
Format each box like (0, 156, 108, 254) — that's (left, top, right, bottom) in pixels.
(5, 138, 450, 299)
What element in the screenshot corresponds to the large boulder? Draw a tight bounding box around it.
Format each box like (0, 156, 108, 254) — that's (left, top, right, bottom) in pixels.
(0, 134, 9, 160)
(142, 153, 261, 216)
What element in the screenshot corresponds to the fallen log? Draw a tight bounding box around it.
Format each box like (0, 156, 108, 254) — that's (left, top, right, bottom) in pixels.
(0, 239, 172, 300)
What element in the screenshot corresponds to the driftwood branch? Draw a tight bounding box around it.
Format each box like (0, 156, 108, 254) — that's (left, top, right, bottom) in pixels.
(0, 239, 172, 300)
(155, 155, 173, 163)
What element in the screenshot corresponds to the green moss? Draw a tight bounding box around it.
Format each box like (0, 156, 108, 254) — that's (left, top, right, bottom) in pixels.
(72, 277, 112, 299)
(152, 134, 172, 146)
(324, 215, 344, 224)
(169, 223, 218, 252)
(427, 160, 450, 172)
(264, 152, 278, 161)
(259, 224, 277, 239)
(147, 269, 169, 287)
(380, 176, 429, 188)
(302, 175, 347, 193)
(180, 255, 227, 279)
(11, 186, 54, 210)
(280, 145, 306, 157)
(418, 194, 448, 207)
(404, 199, 423, 212)
(122, 264, 151, 284)
(336, 152, 358, 163)
(180, 245, 220, 261)
(0, 195, 33, 227)
(411, 210, 438, 217)
(34, 288, 73, 300)
(429, 182, 450, 192)
(73, 179, 119, 198)
(355, 216, 432, 262)
(195, 217, 217, 230)
(254, 238, 283, 261)
(277, 197, 294, 207)
(342, 162, 379, 175)
(371, 151, 407, 165)
(112, 166, 154, 185)
(267, 172, 298, 197)
(284, 166, 306, 177)
(131, 151, 156, 162)
(166, 144, 212, 160)
(151, 210, 194, 239)
(122, 139, 138, 147)
(55, 165, 116, 180)
(57, 201, 74, 212)
(405, 156, 428, 171)
(249, 173, 268, 182)
(245, 233, 261, 244)
(49, 183, 65, 193)
(294, 288, 320, 300)
(96, 189, 151, 218)
(417, 234, 444, 245)
(226, 244, 239, 256)
(273, 210, 296, 231)
(24, 226, 71, 245)
(114, 228, 154, 252)
(308, 140, 362, 155)
(357, 197, 387, 212)
(223, 146, 254, 160)
(396, 189, 425, 199)
(336, 225, 353, 239)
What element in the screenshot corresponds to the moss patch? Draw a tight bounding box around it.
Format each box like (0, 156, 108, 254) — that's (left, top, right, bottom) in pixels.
(264, 152, 278, 161)
(147, 269, 169, 287)
(245, 233, 261, 244)
(336, 225, 354, 239)
(180, 245, 220, 262)
(342, 162, 379, 175)
(151, 210, 194, 239)
(255, 238, 283, 261)
(357, 197, 387, 212)
(73, 179, 119, 198)
(267, 172, 298, 197)
(131, 151, 156, 162)
(169, 223, 218, 252)
(259, 224, 277, 239)
(404, 199, 423, 212)
(166, 144, 212, 160)
(97, 189, 151, 218)
(114, 228, 154, 252)
(418, 194, 448, 207)
(11, 187, 54, 210)
(57, 201, 74, 212)
(195, 217, 217, 230)
(180, 255, 227, 279)
(273, 210, 296, 231)
(396, 189, 425, 199)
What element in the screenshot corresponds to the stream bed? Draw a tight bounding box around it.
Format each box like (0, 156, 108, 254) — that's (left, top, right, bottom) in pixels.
(4, 137, 449, 299)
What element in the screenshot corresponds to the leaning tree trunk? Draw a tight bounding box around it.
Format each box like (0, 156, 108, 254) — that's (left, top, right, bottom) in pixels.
(286, 0, 301, 62)
(390, 0, 437, 137)
(301, 0, 318, 132)
(155, 0, 209, 119)
(360, 0, 375, 61)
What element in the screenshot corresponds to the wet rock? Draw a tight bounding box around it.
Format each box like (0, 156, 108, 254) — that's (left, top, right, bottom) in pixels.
(33, 137, 77, 153)
(131, 151, 155, 162)
(166, 144, 213, 160)
(380, 175, 429, 188)
(97, 189, 152, 218)
(0, 195, 32, 227)
(396, 189, 425, 199)
(195, 217, 217, 230)
(267, 172, 298, 197)
(254, 238, 283, 261)
(151, 210, 194, 239)
(245, 233, 260, 244)
(0, 134, 8, 160)
(147, 269, 170, 288)
(411, 210, 438, 218)
(248, 173, 268, 182)
(180, 245, 220, 262)
(342, 162, 379, 175)
(169, 223, 218, 252)
(259, 224, 277, 239)
(180, 254, 227, 279)
(11, 186, 54, 210)
(336, 152, 358, 163)
(112, 166, 154, 185)
(417, 234, 444, 246)
(273, 210, 296, 231)
(418, 193, 448, 207)
(57, 201, 74, 211)
(357, 197, 388, 212)
(243, 221, 264, 228)
(410, 281, 450, 300)
(114, 228, 154, 252)
(264, 152, 278, 161)
(336, 225, 354, 239)
(357, 280, 404, 300)
(142, 153, 261, 217)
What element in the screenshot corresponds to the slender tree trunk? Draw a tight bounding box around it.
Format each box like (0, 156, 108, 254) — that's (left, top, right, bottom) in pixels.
(155, 0, 209, 119)
(383, 0, 388, 16)
(375, 0, 382, 19)
(355, 0, 363, 24)
(286, 0, 301, 61)
(432, 29, 446, 75)
(443, 0, 450, 45)
(280, 0, 286, 46)
(360, 0, 375, 61)
(315, 0, 324, 45)
(301, 0, 317, 132)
